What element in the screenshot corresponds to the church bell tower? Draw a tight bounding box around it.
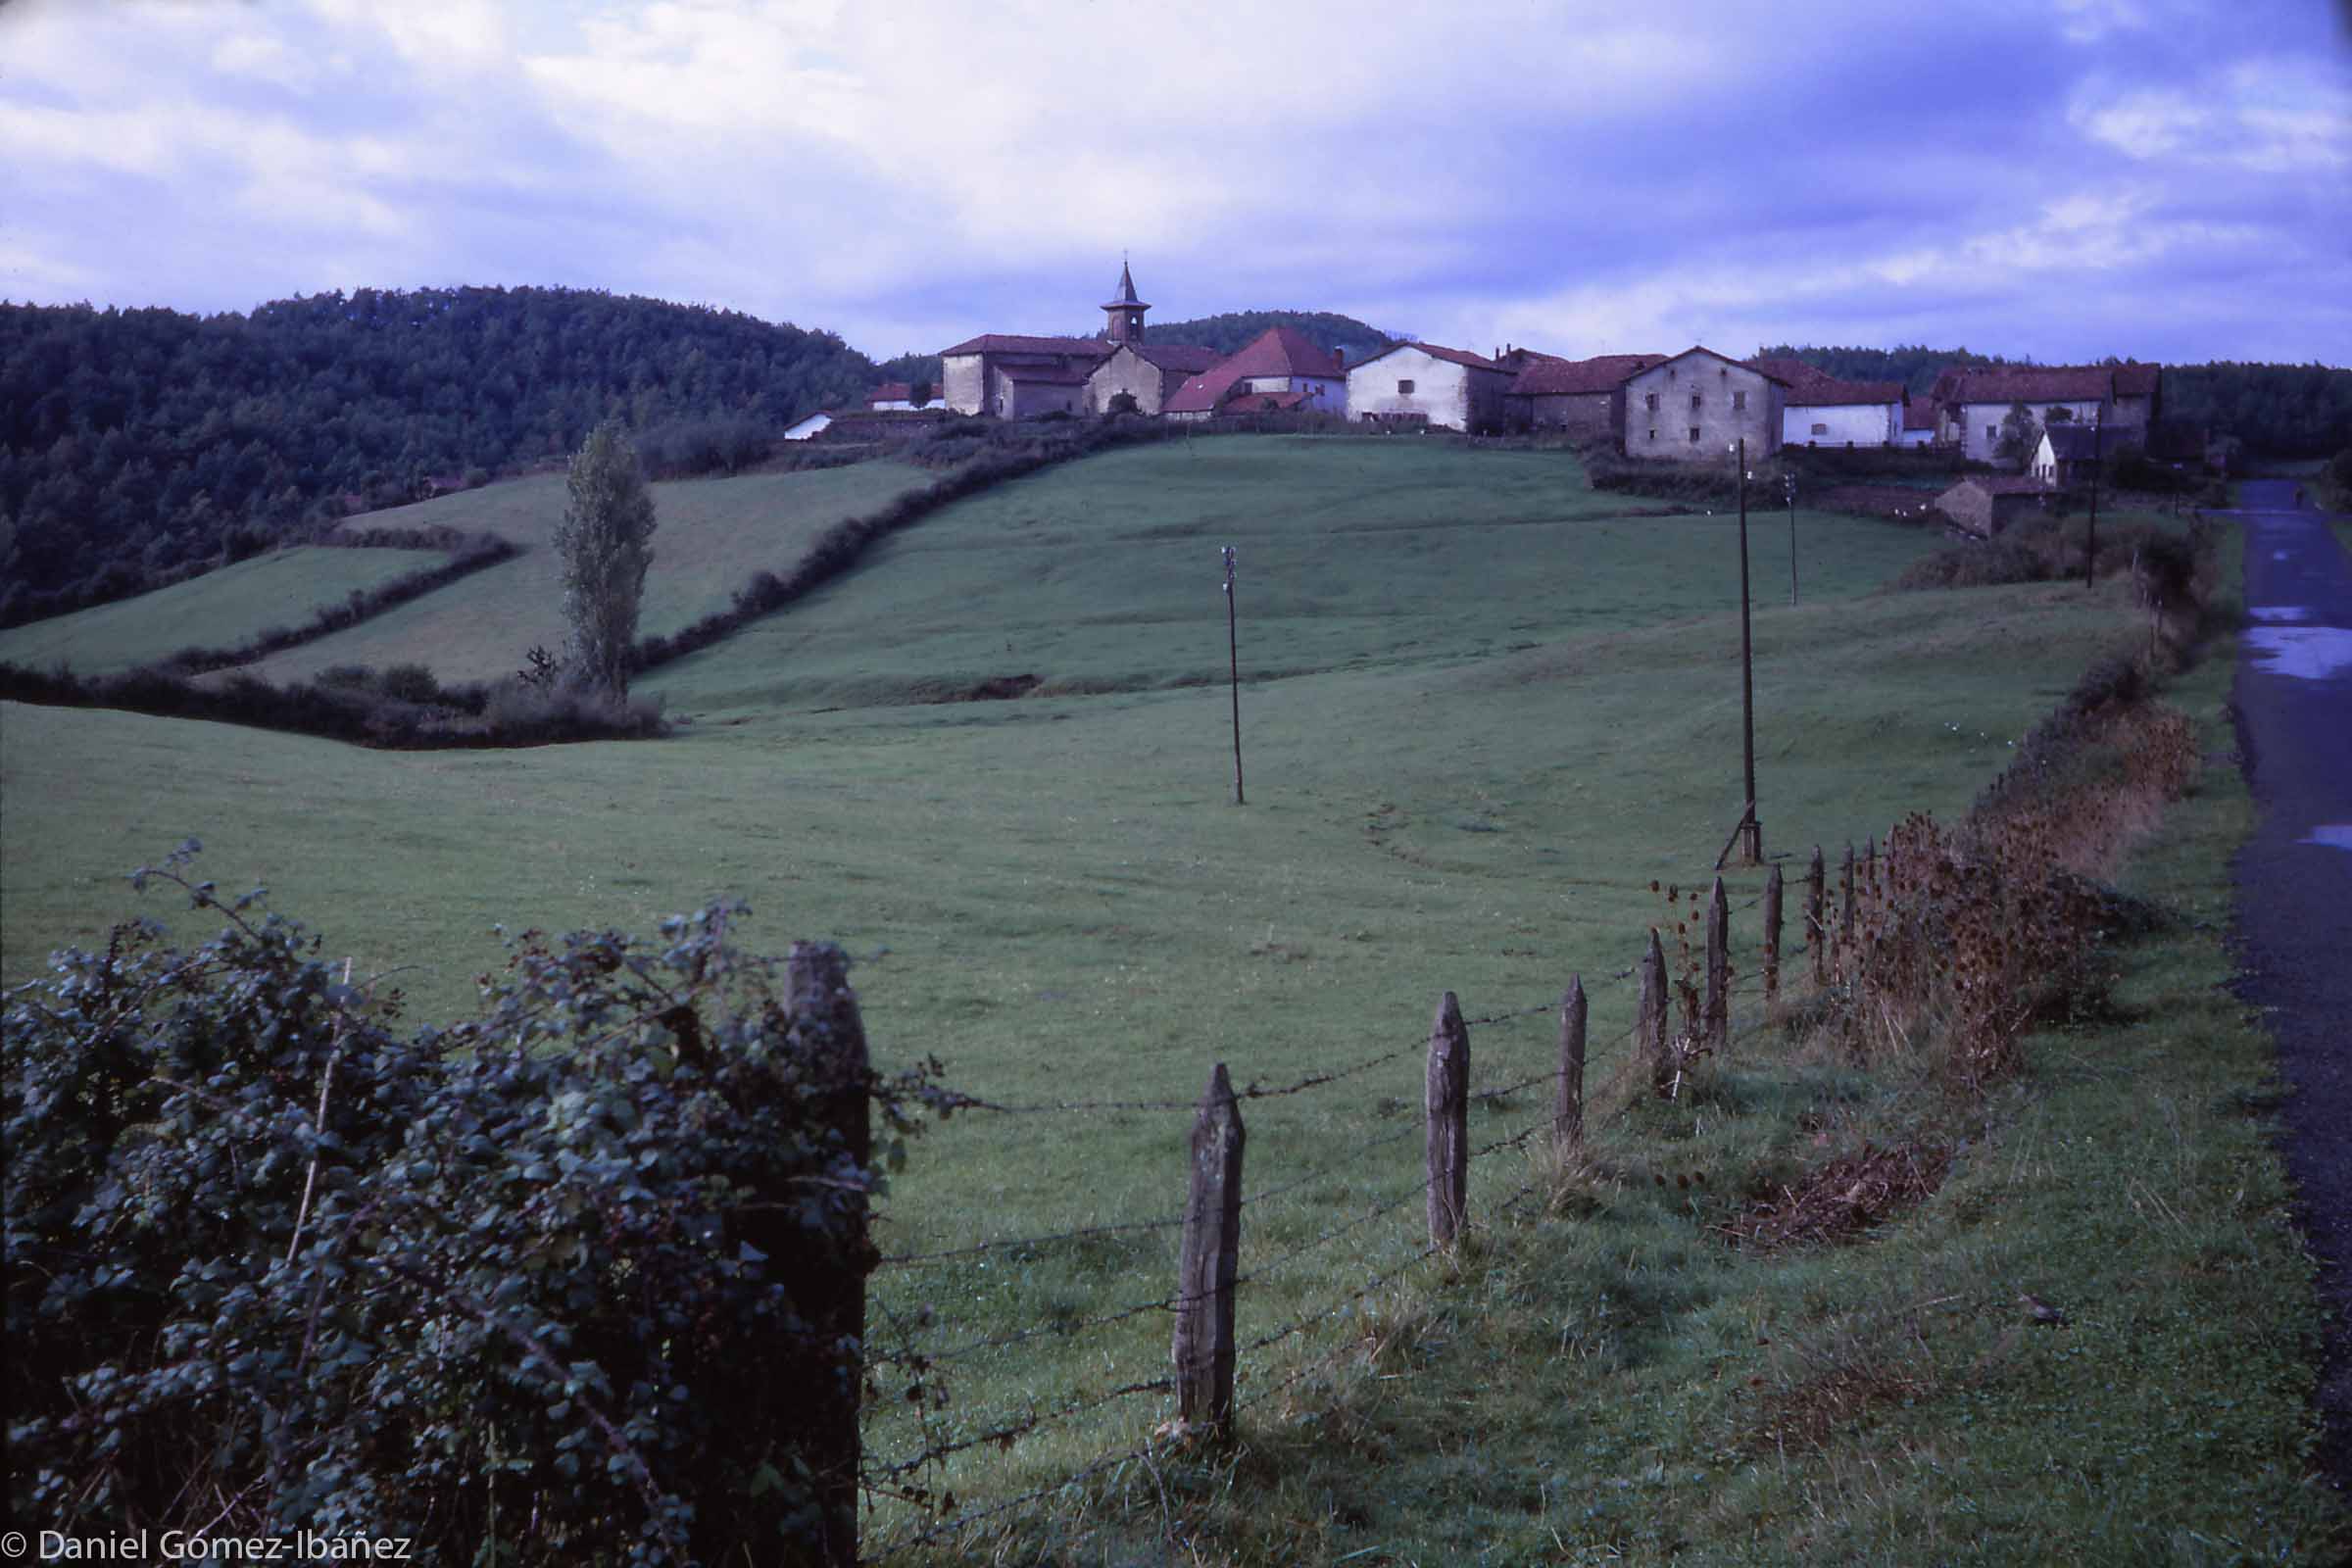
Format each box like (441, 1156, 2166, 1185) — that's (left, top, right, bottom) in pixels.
(1102, 259, 1148, 345)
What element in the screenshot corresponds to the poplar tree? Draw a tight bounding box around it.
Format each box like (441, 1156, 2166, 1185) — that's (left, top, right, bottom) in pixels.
(555, 420, 658, 696)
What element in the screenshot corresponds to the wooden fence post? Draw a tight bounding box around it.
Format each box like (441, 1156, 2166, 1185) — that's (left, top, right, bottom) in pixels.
(1554, 976, 1587, 1153)
(1173, 1062, 1245, 1440)
(1641, 929, 1672, 1096)
(1763, 862, 1784, 1002)
(783, 942, 870, 1568)
(1427, 993, 1470, 1248)
(1705, 876, 1730, 1054)
(1839, 842, 1857, 944)
(1807, 846, 1827, 985)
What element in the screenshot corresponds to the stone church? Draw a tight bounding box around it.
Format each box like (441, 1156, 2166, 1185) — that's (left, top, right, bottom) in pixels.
(938, 264, 1215, 417)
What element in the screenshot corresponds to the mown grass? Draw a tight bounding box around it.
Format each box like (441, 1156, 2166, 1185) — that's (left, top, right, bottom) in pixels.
(2, 440, 2330, 1561)
(221, 460, 929, 687)
(0, 546, 447, 674)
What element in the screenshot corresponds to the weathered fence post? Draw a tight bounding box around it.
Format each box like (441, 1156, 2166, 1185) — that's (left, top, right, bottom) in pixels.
(1763, 862, 1784, 1002)
(1427, 993, 1470, 1248)
(1554, 976, 1588, 1153)
(1807, 846, 1827, 984)
(1641, 929, 1672, 1096)
(1839, 842, 1857, 944)
(1173, 1062, 1245, 1440)
(783, 941, 870, 1568)
(1705, 876, 1730, 1054)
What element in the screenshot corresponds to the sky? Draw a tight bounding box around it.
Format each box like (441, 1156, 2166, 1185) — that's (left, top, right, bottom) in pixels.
(3, 0, 2349, 368)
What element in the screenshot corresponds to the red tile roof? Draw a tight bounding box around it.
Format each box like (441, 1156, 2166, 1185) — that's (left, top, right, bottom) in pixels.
(1902, 396, 1936, 432)
(1347, 341, 1510, 375)
(1948, 367, 2113, 405)
(1641, 346, 1788, 385)
(869, 381, 915, 403)
(941, 332, 1117, 359)
(1131, 342, 1222, 373)
(2112, 363, 2160, 397)
(1164, 327, 1346, 415)
(1507, 353, 1666, 397)
(1750, 359, 1903, 408)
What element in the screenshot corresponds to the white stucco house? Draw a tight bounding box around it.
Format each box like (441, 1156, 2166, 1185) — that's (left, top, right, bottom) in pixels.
(1753, 359, 1901, 447)
(1344, 342, 1513, 432)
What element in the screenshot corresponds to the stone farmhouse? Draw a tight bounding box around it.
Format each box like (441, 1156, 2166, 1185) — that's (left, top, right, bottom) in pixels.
(1164, 327, 1346, 419)
(1933, 366, 2160, 464)
(1502, 354, 1666, 442)
(1624, 349, 1788, 459)
(1345, 342, 1515, 431)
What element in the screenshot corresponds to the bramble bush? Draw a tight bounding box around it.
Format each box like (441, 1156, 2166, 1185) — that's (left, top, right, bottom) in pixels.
(5, 844, 947, 1564)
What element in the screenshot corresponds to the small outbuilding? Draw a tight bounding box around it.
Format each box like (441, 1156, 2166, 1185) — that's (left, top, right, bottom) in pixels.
(1935, 474, 2048, 537)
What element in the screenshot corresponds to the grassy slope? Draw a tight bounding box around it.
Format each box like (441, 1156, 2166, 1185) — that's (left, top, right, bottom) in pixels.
(0, 546, 447, 674)
(226, 460, 929, 687)
(647, 436, 1940, 712)
(5, 440, 2332, 1560)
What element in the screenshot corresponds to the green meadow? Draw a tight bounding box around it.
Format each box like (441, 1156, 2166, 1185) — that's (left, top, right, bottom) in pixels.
(2, 437, 2338, 1562)
(0, 545, 447, 674)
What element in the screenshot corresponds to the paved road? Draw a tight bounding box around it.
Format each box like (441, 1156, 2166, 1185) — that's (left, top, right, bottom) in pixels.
(2230, 477, 2352, 1489)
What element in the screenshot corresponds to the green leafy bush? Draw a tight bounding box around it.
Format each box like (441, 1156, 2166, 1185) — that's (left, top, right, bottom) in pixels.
(5, 846, 943, 1563)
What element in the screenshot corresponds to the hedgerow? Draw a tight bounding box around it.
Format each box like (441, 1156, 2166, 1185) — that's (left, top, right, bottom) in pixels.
(4, 844, 945, 1564)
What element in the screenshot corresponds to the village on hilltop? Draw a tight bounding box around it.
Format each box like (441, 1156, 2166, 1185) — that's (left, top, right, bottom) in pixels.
(784, 263, 2170, 529)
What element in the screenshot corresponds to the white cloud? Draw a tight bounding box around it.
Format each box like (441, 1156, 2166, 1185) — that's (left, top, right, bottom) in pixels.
(2072, 57, 2352, 173)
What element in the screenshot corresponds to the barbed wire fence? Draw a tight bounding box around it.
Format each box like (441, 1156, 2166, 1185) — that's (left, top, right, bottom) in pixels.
(852, 845, 1908, 1560)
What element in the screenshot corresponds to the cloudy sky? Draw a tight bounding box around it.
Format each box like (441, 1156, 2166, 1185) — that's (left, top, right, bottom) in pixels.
(4, 0, 2349, 367)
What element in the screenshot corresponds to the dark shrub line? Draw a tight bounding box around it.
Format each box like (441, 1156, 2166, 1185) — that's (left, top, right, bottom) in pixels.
(0, 660, 664, 750)
(153, 530, 520, 678)
(633, 416, 1194, 674)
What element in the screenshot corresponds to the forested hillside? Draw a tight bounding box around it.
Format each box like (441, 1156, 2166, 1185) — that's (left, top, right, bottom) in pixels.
(1140, 309, 1395, 363)
(2157, 363, 2352, 458)
(1754, 344, 2019, 395)
(0, 287, 878, 625)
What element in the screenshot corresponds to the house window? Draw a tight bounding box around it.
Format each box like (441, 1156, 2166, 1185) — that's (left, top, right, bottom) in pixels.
(1811, 422, 1829, 436)
(1647, 428, 1657, 442)
(1397, 378, 1415, 395)
(1644, 392, 1659, 412)
(1689, 426, 1700, 443)
(1734, 391, 1747, 411)
(1690, 394, 1702, 412)
(1986, 425, 1997, 442)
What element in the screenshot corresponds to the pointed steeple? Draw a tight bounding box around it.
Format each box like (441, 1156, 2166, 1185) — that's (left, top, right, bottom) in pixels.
(1102, 257, 1149, 344)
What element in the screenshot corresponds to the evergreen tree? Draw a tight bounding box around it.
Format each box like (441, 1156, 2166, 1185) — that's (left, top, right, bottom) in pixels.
(555, 420, 657, 696)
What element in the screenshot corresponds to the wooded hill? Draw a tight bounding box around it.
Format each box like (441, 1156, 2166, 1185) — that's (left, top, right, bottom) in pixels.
(0, 287, 879, 625)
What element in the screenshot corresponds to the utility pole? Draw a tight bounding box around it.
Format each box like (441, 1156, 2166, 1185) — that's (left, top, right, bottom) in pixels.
(1223, 545, 1244, 806)
(2084, 407, 2102, 591)
(1736, 439, 1760, 864)
(1783, 470, 1799, 606)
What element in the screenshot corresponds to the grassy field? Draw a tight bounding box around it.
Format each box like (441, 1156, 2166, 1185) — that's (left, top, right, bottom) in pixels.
(3, 437, 2337, 1561)
(220, 460, 930, 687)
(0, 545, 447, 674)
(648, 436, 1942, 712)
